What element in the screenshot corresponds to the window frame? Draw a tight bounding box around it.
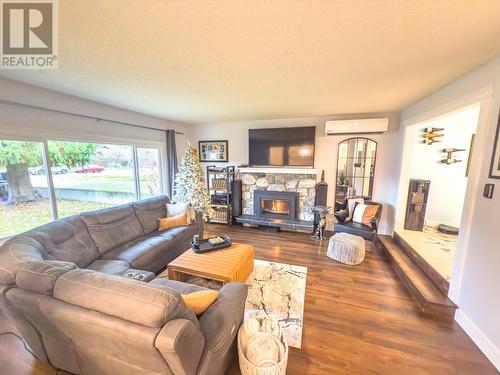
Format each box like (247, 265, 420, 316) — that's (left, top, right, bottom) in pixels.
(135, 146, 164, 200)
(0, 132, 165, 239)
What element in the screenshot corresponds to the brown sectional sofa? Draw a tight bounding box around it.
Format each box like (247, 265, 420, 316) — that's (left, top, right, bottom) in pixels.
(0, 196, 248, 375)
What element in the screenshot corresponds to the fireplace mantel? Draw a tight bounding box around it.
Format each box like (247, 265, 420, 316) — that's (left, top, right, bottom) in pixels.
(238, 167, 318, 175)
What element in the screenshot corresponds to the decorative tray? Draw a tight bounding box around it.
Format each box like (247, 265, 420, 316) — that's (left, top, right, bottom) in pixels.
(191, 236, 232, 254)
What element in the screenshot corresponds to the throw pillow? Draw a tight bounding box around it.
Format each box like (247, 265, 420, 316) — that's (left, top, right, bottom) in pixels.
(347, 197, 364, 220)
(158, 212, 188, 230)
(182, 290, 218, 315)
(352, 203, 379, 226)
(166, 202, 195, 223)
(334, 209, 349, 223)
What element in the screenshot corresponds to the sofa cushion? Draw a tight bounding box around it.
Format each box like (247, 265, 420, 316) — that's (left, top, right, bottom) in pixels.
(154, 225, 196, 244)
(0, 236, 48, 285)
(53, 269, 197, 328)
(335, 221, 376, 240)
(130, 196, 169, 235)
(80, 205, 144, 255)
(24, 216, 100, 268)
(86, 259, 131, 276)
(16, 261, 77, 295)
(101, 235, 173, 270)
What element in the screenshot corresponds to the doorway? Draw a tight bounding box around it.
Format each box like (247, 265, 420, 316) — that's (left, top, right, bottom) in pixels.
(394, 104, 481, 283)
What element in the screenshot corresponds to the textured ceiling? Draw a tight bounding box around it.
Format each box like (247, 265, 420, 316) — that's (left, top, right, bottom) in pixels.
(1, 0, 500, 123)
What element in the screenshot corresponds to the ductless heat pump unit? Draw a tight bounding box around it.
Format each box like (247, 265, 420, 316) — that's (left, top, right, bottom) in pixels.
(324, 118, 389, 135)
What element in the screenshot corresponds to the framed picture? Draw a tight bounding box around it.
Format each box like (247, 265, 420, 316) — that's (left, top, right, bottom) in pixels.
(198, 140, 228, 162)
(488, 109, 500, 179)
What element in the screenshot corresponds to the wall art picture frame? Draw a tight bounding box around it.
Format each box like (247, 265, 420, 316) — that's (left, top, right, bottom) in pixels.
(198, 140, 228, 162)
(488, 109, 500, 179)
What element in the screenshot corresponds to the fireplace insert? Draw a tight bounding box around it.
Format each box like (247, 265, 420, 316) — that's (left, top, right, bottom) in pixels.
(254, 190, 298, 220)
(261, 199, 291, 216)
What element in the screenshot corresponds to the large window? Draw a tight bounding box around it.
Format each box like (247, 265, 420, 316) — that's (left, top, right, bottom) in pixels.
(137, 147, 162, 199)
(47, 141, 136, 218)
(0, 139, 163, 237)
(0, 140, 53, 237)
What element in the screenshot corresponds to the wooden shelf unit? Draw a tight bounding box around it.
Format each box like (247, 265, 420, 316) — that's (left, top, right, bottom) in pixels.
(206, 165, 235, 225)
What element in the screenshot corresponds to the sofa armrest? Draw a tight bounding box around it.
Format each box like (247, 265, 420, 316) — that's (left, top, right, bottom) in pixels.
(156, 319, 205, 375)
(198, 283, 247, 355)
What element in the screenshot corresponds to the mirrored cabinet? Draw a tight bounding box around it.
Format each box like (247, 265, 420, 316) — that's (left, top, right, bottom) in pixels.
(335, 138, 377, 204)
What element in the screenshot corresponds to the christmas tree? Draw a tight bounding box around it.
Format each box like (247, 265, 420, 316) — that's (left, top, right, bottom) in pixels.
(173, 146, 213, 221)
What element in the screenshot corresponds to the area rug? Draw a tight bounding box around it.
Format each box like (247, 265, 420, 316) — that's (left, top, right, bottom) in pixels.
(244, 260, 307, 349)
(186, 259, 307, 349)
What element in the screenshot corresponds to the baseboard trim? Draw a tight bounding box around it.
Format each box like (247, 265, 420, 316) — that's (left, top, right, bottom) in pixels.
(455, 309, 500, 371)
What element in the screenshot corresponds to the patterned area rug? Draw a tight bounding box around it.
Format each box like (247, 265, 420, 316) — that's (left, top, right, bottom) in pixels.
(186, 259, 307, 349)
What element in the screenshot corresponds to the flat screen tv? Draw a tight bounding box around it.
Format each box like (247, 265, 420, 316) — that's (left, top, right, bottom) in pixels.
(249, 126, 316, 167)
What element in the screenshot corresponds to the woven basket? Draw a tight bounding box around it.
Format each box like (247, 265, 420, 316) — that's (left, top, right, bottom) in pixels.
(237, 316, 288, 375)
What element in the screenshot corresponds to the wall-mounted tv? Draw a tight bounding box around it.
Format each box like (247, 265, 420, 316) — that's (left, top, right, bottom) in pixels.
(249, 126, 316, 167)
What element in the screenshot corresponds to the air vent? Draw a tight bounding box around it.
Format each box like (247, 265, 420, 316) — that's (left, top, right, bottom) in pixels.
(325, 118, 389, 135)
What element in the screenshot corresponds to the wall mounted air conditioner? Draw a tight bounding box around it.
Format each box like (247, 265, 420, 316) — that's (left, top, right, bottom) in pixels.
(324, 118, 389, 135)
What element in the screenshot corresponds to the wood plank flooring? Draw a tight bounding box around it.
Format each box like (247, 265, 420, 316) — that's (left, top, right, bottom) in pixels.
(203, 224, 498, 375)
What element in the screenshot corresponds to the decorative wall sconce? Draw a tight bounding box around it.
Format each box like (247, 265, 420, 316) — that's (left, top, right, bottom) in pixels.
(441, 148, 465, 164)
(422, 127, 444, 145)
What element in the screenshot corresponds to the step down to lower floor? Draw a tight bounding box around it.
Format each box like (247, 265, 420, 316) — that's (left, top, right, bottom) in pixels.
(377, 235, 457, 320)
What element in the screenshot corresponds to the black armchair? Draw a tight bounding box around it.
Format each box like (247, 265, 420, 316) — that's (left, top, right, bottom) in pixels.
(334, 198, 383, 241)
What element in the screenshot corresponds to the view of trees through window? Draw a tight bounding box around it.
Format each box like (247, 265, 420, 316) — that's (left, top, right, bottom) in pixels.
(46, 141, 136, 218)
(0, 140, 53, 236)
(138, 147, 162, 198)
(0, 139, 162, 237)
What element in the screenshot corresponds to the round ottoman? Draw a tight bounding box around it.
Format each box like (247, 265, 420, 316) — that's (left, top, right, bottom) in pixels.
(327, 233, 365, 265)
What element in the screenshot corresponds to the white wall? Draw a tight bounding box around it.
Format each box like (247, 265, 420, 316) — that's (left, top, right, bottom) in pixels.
(189, 113, 399, 235)
(398, 56, 500, 370)
(0, 77, 189, 157)
(402, 105, 480, 227)
(0, 77, 190, 196)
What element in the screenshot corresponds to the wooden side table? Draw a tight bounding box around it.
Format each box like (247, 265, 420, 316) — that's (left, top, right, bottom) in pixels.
(165, 242, 255, 285)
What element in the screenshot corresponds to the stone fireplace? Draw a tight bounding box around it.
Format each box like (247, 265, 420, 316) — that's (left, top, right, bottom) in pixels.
(254, 190, 298, 220)
(239, 169, 317, 221)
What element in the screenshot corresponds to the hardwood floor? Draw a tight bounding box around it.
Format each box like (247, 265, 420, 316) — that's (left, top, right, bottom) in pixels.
(203, 224, 498, 375)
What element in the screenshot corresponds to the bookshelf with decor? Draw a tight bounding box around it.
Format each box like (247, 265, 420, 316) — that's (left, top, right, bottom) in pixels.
(206, 165, 235, 224)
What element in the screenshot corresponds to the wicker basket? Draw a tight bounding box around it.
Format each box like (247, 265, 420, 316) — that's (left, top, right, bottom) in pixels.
(237, 316, 289, 375)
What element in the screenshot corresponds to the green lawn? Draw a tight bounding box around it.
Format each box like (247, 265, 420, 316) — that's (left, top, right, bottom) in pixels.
(1, 168, 161, 237)
(31, 169, 159, 194)
(0, 199, 114, 237)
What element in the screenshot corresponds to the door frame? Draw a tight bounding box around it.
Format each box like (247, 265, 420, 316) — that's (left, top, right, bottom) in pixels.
(394, 85, 494, 304)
